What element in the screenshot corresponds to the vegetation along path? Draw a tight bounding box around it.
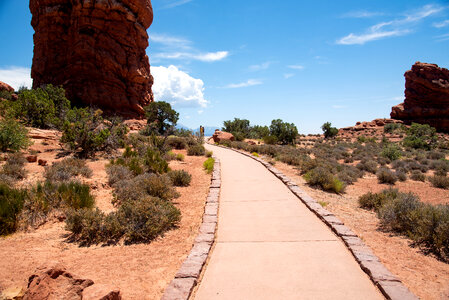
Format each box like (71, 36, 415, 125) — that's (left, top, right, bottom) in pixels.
(194, 144, 384, 300)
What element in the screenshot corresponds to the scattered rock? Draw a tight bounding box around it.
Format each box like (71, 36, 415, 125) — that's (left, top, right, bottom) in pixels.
(26, 155, 38, 163)
(212, 130, 235, 143)
(391, 62, 449, 132)
(23, 262, 94, 300)
(38, 159, 47, 166)
(29, 0, 154, 118)
(1, 286, 26, 300)
(123, 119, 147, 131)
(82, 284, 121, 300)
(28, 128, 60, 141)
(0, 81, 14, 93)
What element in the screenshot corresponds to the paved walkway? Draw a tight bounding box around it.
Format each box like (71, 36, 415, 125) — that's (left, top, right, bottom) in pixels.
(194, 144, 384, 300)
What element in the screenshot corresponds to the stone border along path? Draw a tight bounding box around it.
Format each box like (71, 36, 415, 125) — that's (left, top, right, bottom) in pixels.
(161, 156, 221, 300)
(214, 144, 418, 300)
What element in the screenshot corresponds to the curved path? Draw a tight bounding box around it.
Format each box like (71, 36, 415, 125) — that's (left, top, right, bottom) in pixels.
(194, 144, 383, 300)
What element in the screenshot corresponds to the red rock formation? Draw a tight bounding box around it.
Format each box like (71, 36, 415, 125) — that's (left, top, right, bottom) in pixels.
(391, 62, 449, 132)
(30, 0, 154, 118)
(212, 130, 235, 143)
(0, 81, 14, 93)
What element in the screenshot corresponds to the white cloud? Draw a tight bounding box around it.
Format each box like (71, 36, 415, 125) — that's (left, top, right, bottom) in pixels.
(341, 10, 384, 18)
(152, 65, 208, 108)
(433, 20, 449, 28)
(153, 51, 229, 62)
(284, 73, 295, 79)
(337, 4, 445, 45)
(224, 79, 262, 89)
(162, 0, 193, 9)
(0, 67, 32, 90)
(288, 64, 305, 70)
(249, 61, 272, 71)
(150, 34, 192, 49)
(435, 33, 449, 42)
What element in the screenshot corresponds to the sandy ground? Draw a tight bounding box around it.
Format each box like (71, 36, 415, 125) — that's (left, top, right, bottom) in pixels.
(274, 160, 449, 300)
(0, 141, 211, 299)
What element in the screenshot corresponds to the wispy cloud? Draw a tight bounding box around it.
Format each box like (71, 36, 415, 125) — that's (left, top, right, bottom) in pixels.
(337, 4, 445, 45)
(0, 66, 32, 90)
(341, 10, 384, 18)
(153, 51, 229, 62)
(249, 61, 273, 71)
(223, 79, 262, 89)
(284, 73, 295, 79)
(150, 33, 229, 62)
(332, 105, 346, 109)
(433, 19, 449, 28)
(435, 32, 449, 42)
(287, 64, 305, 70)
(162, 0, 193, 9)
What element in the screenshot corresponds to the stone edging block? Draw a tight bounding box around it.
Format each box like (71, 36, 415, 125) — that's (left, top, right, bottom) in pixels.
(161, 155, 221, 300)
(216, 145, 418, 300)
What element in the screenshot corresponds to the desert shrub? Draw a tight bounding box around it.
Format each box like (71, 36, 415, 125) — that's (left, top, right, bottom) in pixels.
(44, 158, 92, 182)
(403, 123, 437, 150)
(176, 153, 185, 161)
(357, 136, 376, 143)
(337, 167, 363, 185)
(356, 160, 378, 174)
(321, 122, 338, 139)
(395, 170, 407, 182)
(263, 135, 278, 145)
(429, 175, 449, 189)
(164, 151, 177, 161)
(377, 168, 397, 184)
(303, 167, 345, 194)
(12, 85, 70, 129)
(410, 170, 426, 182)
(377, 157, 390, 166)
(106, 164, 133, 186)
(381, 144, 402, 161)
(427, 150, 445, 160)
(2, 153, 27, 180)
(65, 208, 105, 245)
(206, 151, 213, 158)
(0, 183, 27, 235)
(384, 123, 402, 133)
(0, 118, 31, 152)
(168, 170, 192, 187)
(378, 192, 421, 233)
(252, 152, 259, 157)
(57, 181, 95, 210)
(358, 188, 399, 211)
(299, 157, 319, 174)
(429, 159, 449, 175)
(187, 144, 205, 156)
(144, 147, 169, 174)
(166, 136, 187, 150)
(203, 157, 215, 174)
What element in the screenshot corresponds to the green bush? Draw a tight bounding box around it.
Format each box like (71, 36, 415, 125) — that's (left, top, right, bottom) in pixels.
(263, 135, 278, 145)
(44, 158, 92, 182)
(321, 122, 339, 139)
(166, 136, 187, 150)
(203, 157, 215, 174)
(176, 153, 185, 161)
(144, 147, 169, 174)
(65, 208, 105, 245)
(429, 175, 449, 189)
(187, 144, 206, 156)
(403, 123, 438, 150)
(381, 144, 402, 161)
(57, 181, 95, 210)
(2, 153, 27, 180)
(410, 170, 426, 182)
(12, 85, 70, 129)
(0, 118, 31, 152)
(0, 183, 27, 235)
(384, 123, 402, 134)
(396, 170, 407, 181)
(222, 118, 250, 138)
(378, 192, 421, 233)
(269, 119, 298, 145)
(106, 164, 133, 186)
(377, 168, 397, 185)
(168, 170, 192, 187)
(356, 160, 378, 174)
(303, 167, 345, 194)
(358, 188, 399, 211)
(206, 151, 213, 158)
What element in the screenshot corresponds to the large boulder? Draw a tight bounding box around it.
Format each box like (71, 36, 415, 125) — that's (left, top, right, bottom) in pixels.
(0, 81, 14, 93)
(29, 0, 154, 118)
(212, 130, 235, 143)
(391, 62, 449, 132)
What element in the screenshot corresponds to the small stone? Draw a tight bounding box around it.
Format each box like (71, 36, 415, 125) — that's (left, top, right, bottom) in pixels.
(38, 159, 47, 166)
(26, 155, 37, 163)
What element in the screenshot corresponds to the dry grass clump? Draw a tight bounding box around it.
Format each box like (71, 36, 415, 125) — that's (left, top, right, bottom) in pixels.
(377, 168, 398, 185)
(168, 170, 192, 187)
(44, 157, 92, 182)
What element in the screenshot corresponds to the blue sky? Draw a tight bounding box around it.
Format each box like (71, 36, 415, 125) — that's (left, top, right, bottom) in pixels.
(0, 0, 448, 133)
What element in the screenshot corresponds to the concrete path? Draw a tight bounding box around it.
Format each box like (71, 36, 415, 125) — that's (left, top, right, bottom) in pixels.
(194, 144, 384, 300)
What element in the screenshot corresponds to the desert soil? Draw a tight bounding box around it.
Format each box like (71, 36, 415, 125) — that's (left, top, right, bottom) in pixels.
(273, 160, 449, 300)
(0, 136, 211, 300)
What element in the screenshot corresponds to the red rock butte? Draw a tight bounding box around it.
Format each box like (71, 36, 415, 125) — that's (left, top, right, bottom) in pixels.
(391, 62, 449, 132)
(30, 0, 154, 118)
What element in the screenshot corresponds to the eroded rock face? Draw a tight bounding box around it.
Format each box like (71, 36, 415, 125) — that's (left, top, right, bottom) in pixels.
(30, 0, 154, 118)
(0, 81, 14, 93)
(391, 62, 449, 132)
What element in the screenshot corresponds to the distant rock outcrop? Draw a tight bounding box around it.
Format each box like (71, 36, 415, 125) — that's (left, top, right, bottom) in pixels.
(29, 0, 154, 118)
(391, 62, 449, 132)
(0, 81, 14, 93)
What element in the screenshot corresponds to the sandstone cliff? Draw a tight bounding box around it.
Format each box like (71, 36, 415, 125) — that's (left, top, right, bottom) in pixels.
(30, 0, 154, 118)
(391, 62, 449, 132)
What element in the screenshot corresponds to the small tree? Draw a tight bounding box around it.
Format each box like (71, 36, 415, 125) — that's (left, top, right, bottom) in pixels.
(144, 101, 179, 135)
(0, 118, 31, 152)
(222, 118, 250, 141)
(403, 123, 438, 150)
(321, 122, 338, 139)
(269, 119, 298, 145)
